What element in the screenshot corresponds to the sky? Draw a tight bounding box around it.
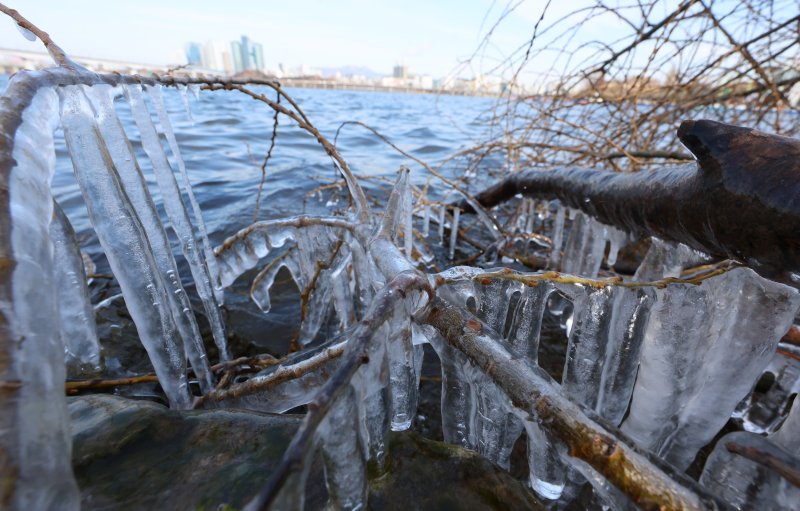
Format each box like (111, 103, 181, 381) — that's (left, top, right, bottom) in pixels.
(0, 0, 554, 76)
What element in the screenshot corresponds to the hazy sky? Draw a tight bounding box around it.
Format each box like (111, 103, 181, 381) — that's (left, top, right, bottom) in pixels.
(0, 0, 561, 76)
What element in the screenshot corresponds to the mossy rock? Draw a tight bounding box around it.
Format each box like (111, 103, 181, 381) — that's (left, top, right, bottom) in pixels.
(71, 395, 545, 510)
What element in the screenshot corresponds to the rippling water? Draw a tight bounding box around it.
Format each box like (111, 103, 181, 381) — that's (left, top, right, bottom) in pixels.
(43, 85, 499, 254)
(0, 79, 500, 352)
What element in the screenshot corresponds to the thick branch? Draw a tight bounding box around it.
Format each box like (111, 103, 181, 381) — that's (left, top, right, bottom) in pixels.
(419, 297, 726, 511)
(460, 120, 800, 279)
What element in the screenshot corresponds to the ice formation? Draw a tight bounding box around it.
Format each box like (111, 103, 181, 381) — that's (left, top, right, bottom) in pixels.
(6, 86, 81, 510)
(50, 200, 101, 373)
(4, 68, 800, 511)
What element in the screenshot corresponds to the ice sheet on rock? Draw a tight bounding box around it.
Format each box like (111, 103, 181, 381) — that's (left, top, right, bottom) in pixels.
(59, 85, 191, 409)
(124, 84, 230, 361)
(51, 200, 102, 373)
(83, 84, 214, 393)
(633, 237, 709, 282)
(319, 386, 368, 510)
(146, 85, 222, 303)
(8, 86, 81, 510)
(621, 267, 800, 469)
(700, 431, 799, 511)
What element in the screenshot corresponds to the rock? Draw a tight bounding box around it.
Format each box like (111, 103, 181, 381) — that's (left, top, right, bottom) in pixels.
(71, 395, 545, 510)
(70, 395, 300, 510)
(369, 432, 546, 511)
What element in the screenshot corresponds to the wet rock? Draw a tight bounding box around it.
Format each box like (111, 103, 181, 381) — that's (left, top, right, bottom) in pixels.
(369, 431, 546, 511)
(71, 395, 545, 510)
(70, 395, 300, 510)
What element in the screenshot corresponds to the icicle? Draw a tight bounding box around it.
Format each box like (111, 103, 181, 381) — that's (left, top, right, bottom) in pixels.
(319, 386, 368, 511)
(188, 83, 201, 101)
(438, 204, 446, 243)
(700, 431, 799, 510)
(351, 322, 392, 472)
(562, 212, 606, 277)
(7, 86, 81, 510)
(633, 237, 707, 282)
(525, 419, 566, 500)
(176, 83, 194, 124)
(59, 85, 191, 408)
(216, 223, 300, 288)
(525, 199, 536, 233)
(548, 205, 565, 268)
(505, 283, 552, 360)
(330, 253, 355, 330)
(124, 84, 230, 360)
(605, 225, 629, 267)
(427, 329, 474, 448)
(402, 177, 413, 258)
(51, 200, 102, 373)
(448, 209, 460, 259)
(421, 204, 431, 237)
(145, 85, 222, 304)
(16, 24, 36, 41)
(558, 283, 654, 425)
(83, 84, 214, 393)
(468, 366, 524, 469)
(621, 267, 800, 470)
(386, 303, 419, 430)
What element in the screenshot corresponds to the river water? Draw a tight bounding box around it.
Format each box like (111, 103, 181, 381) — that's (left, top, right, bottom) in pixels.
(3, 81, 502, 357)
(46, 85, 499, 255)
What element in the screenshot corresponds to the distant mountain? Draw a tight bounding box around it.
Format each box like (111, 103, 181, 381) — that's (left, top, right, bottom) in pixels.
(319, 66, 383, 79)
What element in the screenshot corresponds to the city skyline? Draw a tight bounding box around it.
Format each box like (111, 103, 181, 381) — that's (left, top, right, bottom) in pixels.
(0, 0, 613, 82)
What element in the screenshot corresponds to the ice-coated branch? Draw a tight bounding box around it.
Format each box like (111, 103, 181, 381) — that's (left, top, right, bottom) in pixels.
(0, 3, 80, 70)
(418, 296, 726, 511)
(244, 271, 432, 511)
(459, 120, 800, 280)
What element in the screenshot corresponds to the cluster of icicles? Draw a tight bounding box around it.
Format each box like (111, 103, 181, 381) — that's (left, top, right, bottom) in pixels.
(8, 81, 800, 510)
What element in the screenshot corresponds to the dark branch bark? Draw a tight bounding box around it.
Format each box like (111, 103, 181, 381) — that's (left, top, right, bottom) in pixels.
(459, 120, 800, 279)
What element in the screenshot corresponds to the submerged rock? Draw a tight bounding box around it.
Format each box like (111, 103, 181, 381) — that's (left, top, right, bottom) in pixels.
(70, 395, 545, 510)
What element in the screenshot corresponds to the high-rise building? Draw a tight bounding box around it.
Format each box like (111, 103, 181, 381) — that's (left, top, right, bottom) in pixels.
(185, 43, 202, 66)
(252, 42, 265, 71)
(230, 41, 243, 73)
(201, 41, 232, 73)
(240, 36, 253, 70)
(393, 64, 410, 79)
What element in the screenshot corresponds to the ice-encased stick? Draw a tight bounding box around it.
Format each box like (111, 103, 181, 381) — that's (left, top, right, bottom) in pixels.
(51, 199, 102, 373)
(83, 84, 214, 393)
(58, 85, 191, 408)
(5, 86, 81, 510)
(124, 84, 230, 361)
